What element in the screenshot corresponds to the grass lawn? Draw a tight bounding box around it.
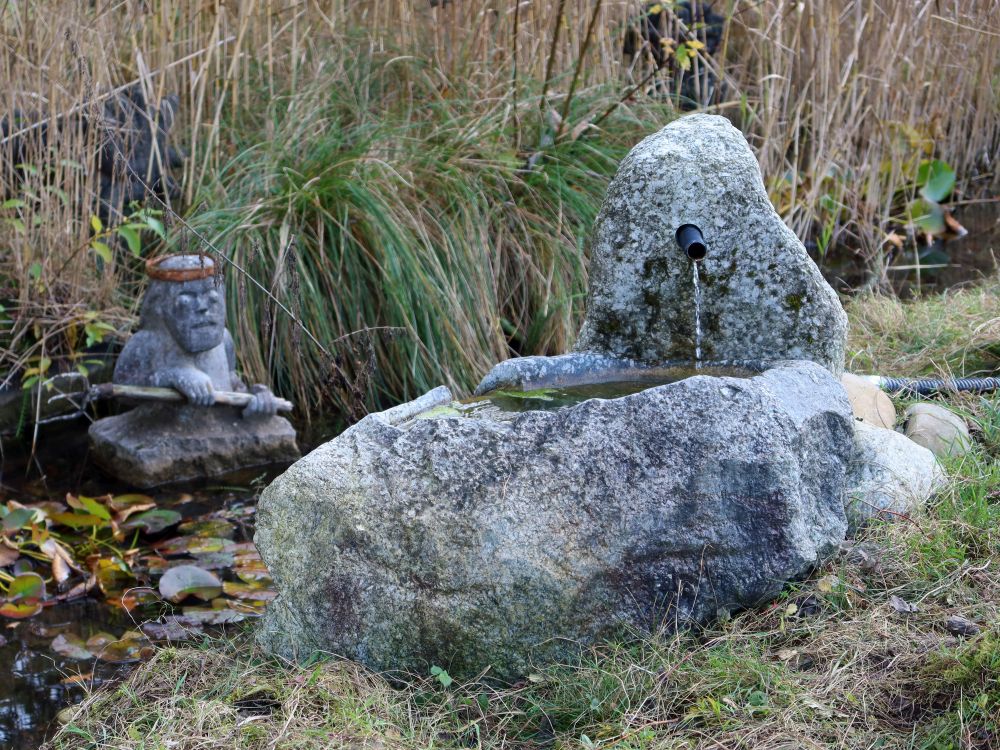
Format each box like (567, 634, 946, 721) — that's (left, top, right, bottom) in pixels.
(46, 288, 1000, 750)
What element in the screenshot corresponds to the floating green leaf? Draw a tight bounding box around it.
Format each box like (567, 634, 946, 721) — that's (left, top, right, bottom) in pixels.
(121, 509, 182, 534)
(49, 512, 107, 529)
(909, 198, 945, 235)
(107, 494, 156, 513)
(155, 536, 229, 557)
(159, 565, 223, 603)
(178, 519, 236, 539)
(916, 159, 956, 203)
(51, 633, 93, 660)
(2, 507, 38, 532)
(7, 572, 45, 601)
(222, 581, 277, 601)
(0, 601, 42, 619)
(67, 495, 111, 521)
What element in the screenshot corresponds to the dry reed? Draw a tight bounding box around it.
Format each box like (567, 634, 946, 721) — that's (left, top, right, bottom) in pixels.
(2, 0, 998, 417)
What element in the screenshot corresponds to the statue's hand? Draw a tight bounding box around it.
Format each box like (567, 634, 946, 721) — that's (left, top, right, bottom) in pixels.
(243, 384, 278, 418)
(156, 367, 215, 407)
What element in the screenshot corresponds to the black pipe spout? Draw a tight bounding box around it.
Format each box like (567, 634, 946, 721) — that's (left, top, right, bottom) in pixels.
(675, 224, 707, 261)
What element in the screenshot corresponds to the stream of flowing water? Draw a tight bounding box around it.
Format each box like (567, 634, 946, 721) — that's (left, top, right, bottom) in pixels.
(692, 262, 702, 367)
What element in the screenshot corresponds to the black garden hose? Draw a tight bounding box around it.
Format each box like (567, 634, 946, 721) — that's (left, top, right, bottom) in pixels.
(866, 376, 1000, 396)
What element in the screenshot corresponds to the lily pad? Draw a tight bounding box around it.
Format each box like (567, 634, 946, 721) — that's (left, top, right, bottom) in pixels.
(93, 558, 133, 597)
(223, 581, 277, 601)
(49, 512, 108, 529)
(94, 637, 152, 663)
(0, 545, 20, 567)
(159, 565, 223, 603)
(0, 600, 42, 619)
(7, 572, 45, 601)
(192, 552, 235, 570)
(155, 536, 230, 557)
(178, 519, 236, 539)
(2, 507, 39, 532)
(142, 617, 204, 641)
(51, 633, 93, 660)
(116, 589, 161, 612)
(85, 632, 118, 651)
(107, 494, 156, 513)
(66, 494, 111, 521)
(120, 509, 182, 534)
(235, 559, 271, 583)
(108, 494, 157, 522)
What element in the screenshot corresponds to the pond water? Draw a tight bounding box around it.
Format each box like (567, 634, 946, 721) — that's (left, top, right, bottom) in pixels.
(422, 366, 754, 424)
(0, 422, 304, 750)
(822, 202, 1000, 295)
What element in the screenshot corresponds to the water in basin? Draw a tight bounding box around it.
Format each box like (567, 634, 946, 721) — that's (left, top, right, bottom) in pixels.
(417, 366, 754, 423)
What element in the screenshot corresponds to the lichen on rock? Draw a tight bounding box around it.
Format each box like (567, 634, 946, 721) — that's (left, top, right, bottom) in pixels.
(573, 114, 847, 374)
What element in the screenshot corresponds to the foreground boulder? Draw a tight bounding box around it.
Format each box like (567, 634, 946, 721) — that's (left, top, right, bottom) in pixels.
(256, 360, 854, 679)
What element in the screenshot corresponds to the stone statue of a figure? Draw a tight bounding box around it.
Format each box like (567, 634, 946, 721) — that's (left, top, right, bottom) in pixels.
(114, 254, 278, 416)
(89, 253, 299, 487)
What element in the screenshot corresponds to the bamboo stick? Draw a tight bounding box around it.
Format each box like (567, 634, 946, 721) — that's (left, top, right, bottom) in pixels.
(89, 383, 294, 413)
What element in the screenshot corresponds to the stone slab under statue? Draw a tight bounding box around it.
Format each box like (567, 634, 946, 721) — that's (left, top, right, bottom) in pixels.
(89, 254, 299, 487)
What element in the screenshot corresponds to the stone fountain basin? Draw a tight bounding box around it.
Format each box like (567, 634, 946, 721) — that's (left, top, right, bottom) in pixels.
(254, 359, 854, 679)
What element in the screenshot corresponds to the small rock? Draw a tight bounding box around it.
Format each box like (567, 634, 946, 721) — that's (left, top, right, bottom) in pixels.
(903, 403, 972, 458)
(944, 615, 980, 637)
(840, 373, 896, 429)
(846, 422, 945, 532)
(888, 595, 919, 614)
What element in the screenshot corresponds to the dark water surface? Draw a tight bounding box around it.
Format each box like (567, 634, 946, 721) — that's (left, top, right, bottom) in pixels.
(0, 422, 306, 750)
(453, 366, 753, 422)
(822, 202, 1000, 295)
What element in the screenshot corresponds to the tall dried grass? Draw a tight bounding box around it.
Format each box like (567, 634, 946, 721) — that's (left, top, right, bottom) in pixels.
(2, 1, 998, 419)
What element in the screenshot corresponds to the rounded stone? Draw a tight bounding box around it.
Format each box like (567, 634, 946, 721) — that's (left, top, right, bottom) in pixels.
(840, 372, 896, 429)
(846, 421, 945, 532)
(903, 402, 972, 457)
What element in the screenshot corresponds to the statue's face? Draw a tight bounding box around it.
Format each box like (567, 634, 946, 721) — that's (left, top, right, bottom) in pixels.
(162, 278, 226, 353)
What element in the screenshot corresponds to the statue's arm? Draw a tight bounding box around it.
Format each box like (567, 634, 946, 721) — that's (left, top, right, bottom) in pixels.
(225, 329, 279, 418)
(115, 330, 215, 406)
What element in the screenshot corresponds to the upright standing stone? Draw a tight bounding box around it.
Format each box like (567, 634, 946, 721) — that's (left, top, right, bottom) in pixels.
(574, 114, 847, 373)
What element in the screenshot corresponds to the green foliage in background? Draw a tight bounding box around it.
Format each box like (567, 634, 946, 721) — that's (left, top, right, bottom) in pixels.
(184, 51, 672, 421)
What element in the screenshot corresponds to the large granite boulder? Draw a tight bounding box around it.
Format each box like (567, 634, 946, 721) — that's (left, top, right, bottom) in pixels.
(574, 114, 847, 374)
(255, 360, 854, 679)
